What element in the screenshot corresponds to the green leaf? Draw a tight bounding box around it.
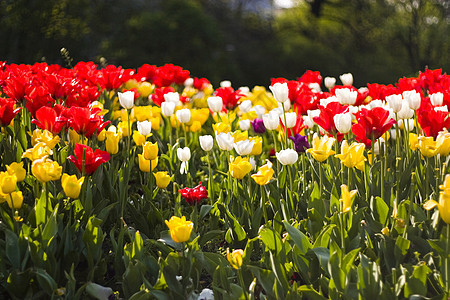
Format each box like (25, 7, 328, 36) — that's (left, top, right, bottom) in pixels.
(394, 235, 410, 263)
(283, 221, 312, 254)
(199, 204, 213, 219)
(34, 268, 57, 296)
(259, 226, 283, 255)
(313, 224, 336, 248)
(5, 229, 20, 269)
(404, 263, 432, 298)
(42, 204, 59, 247)
(373, 196, 389, 225)
(328, 250, 346, 292)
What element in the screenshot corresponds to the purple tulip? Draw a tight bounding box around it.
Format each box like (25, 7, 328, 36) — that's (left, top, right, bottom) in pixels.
(289, 134, 310, 153)
(251, 118, 266, 134)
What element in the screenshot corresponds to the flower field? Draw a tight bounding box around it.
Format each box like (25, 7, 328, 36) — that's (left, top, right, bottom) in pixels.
(0, 61, 450, 299)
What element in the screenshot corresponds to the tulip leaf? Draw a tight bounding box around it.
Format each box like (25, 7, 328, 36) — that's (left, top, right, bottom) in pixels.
(5, 229, 20, 269)
(259, 226, 283, 255)
(310, 247, 331, 277)
(34, 268, 57, 296)
(394, 236, 410, 263)
(404, 263, 431, 298)
(283, 221, 312, 254)
(199, 204, 212, 219)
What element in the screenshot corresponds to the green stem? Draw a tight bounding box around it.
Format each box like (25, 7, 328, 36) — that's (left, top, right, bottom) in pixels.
(445, 223, 450, 295)
(207, 153, 213, 204)
(260, 185, 268, 223)
(238, 269, 249, 300)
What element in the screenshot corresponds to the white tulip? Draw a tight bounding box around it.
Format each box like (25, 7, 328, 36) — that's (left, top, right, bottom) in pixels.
(107, 125, 117, 133)
(279, 99, 291, 111)
(177, 147, 191, 174)
(239, 119, 251, 131)
(324, 77, 336, 90)
(333, 113, 352, 133)
(234, 139, 255, 156)
(238, 86, 250, 95)
(198, 288, 214, 300)
(137, 121, 152, 136)
(252, 105, 266, 118)
(397, 101, 414, 119)
(118, 91, 134, 109)
(403, 90, 421, 110)
(216, 132, 234, 151)
(164, 92, 180, 103)
(339, 73, 353, 86)
(398, 119, 415, 131)
(309, 82, 321, 93)
(369, 99, 385, 109)
(320, 96, 338, 107)
(161, 101, 175, 117)
(386, 94, 403, 113)
(207, 96, 223, 113)
(435, 105, 448, 113)
(239, 100, 252, 113)
(262, 111, 280, 130)
(276, 149, 298, 165)
(269, 82, 289, 103)
(176, 108, 191, 124)
(184, 78, 194, 87)
(430, 92, 444, 107)
(220, 80, 232, 88)
(335, 88, 357, 105)
(373, 138, 385, 155)
(281, 112, 297, 128)
(199, 135, 214, 151)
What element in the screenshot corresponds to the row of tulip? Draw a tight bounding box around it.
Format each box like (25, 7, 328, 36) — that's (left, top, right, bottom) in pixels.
(0, 60, 449, 299)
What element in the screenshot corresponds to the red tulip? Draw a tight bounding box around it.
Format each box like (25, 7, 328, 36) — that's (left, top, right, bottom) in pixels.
(0, 97, 22, 127)
(98, 65, 134, 91)
(68, 106, 110, 138)
(68, 143, 110, 175)
(150, 86, 175, 106)
(417, 98, 450, 138)
(313, 102, 348, 140)
(179, 182, 208, 205)
(214, 87, 245, 111)
(153, 64, 190, 87)
(31, 106, 67, 135)
(352, 107, 396, 147)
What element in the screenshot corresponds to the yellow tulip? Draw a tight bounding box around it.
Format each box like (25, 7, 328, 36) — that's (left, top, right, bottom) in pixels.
(118, 120, 133, 137)
(232, 130, 249, 143)
(30, 129, 60, 149)
(6, 162, 26, 182)
(436, 130, 450, 156)
(61, 174, 85, 199)
(143, 142, 158, 160)
(31, 157, 62, 183)
(229, 156, 253, 180)
(97, 129, 106, 142)
(105, 130, 121, 155)
(251, 160, 274, 185)
(68, 129, 88, 145)
(22, 142, 53, 161)
(150, 116, 161, 131)
(417, 136, 437, 158)
(249, 136, 262, 156)
(0, 171, 17, 194)
(227, 248, 244, 269)
(134, 106, 152, 122)
(335, 140, 366, 171)
(153, 171, 171, 189)
(188, 108, 209, 126)
(339, 184, 357, 213)
(409, 133, 419, 151)
(213, 122, 231, 135)
(133, 130, 146, 146)
(188, 121, 202, 132)
(6, 191, 23, 209)
(137, 82, 154, 98)
(165, 216, 194, 243)
(306, 133, 336, 162)
(138, 154, 158, 173)
(424, 174, 450, 224)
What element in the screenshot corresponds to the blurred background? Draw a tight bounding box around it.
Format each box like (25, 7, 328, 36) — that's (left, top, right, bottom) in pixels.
(0, 0, 448, 88)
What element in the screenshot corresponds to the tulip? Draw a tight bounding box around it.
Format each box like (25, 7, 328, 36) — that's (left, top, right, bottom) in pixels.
(216, 132, 235, 151)
(324, 77, 336, 90)
(137, 121, 152, 136)
(281, 112, 297, 128)
(306, 133, 336, 162)
(165, 216, 194, 243)
(0, 172, 17, 194)
(397, 101, 414, 120)
(251, 160, 274, 185)
(234, 139, 255, 156)
(207, 96, 223, 113)
(213, 122, 231, 135)
(32, 157, 62, 183)
(339, 73, 353, 86)
(417, 136, 437, 158)
(386, 94, 403, 113)
(430, 92, 444, 107)
(436, 130, 450, 156)
(30, 129, 60, 149)
(251, 119, 266, 134)
(220, 80, 232, 88)
(335, 140, 366, 171)
(227, 248, 244, 269)
(262, 111, 280, 130)
(409, 133, 419, 150)
(161, 101, 176, 117)
(132, 131, 146, 146)
(239, 100, 252, 113)
(61, 173, 85, 199)
(118, 91, 135, 109)
(6, 191, 23, 209)
(289, 134, 310, 153)
(105, 128, 121, 155)
(138, 154, 158, 172)
(153, 171, 171, 189)
(164, 92, 180, 104)
(340, 184, 357, 213)
(424, 174, 450, 224)
(22, 142, 53, 161)
(6, 162, 26, 182)
(333, 113, 352, 134)
(179, 182, 208, 205)
(239, 119, 251, 131)
(229, 156, 253, 179)
(68, 144, 110, 175)
(143, 141, 159, 160)
(335, 88, 357, 105)
(177, 147, 191, 174)
(176, 108, 191, 124)
(249, 136, 263, 156)
(276, 149, 298, 165)
(269, 82, 289, 103)
(403, 90, 421, 110)
(199, 135, 214, 151)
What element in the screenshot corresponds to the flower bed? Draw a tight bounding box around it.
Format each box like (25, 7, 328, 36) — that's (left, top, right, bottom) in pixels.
(0, 61, 449, 299)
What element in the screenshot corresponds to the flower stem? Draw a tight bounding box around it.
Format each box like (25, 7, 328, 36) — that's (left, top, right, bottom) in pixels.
(445, 223, 450, 295)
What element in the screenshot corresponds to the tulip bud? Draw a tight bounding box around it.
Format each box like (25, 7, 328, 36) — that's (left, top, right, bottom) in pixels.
(276, 149, 299, 165)
(161, 101, 176, 117)
(153, 171, 171, 189)
(309, 82, 321, 93)
(199, 135, 214, 151)
(430, 92, 444, 107)
(143, 141, 159, 160)
(227, 248, 244, 269)
(334, 113, 352, 134)
(252, 105, 266, 118)
(386, 94, 403, 113)
(118, 91, 135, 109)
(176, 108, 191, 124)
(207, 96, 223, 113)
(324, 77, 336, 90)
(216, 132, 234, 151)
(137, 120, 152, 136)
(269, 82, 289, 103)
(339, 73, 353, 86)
